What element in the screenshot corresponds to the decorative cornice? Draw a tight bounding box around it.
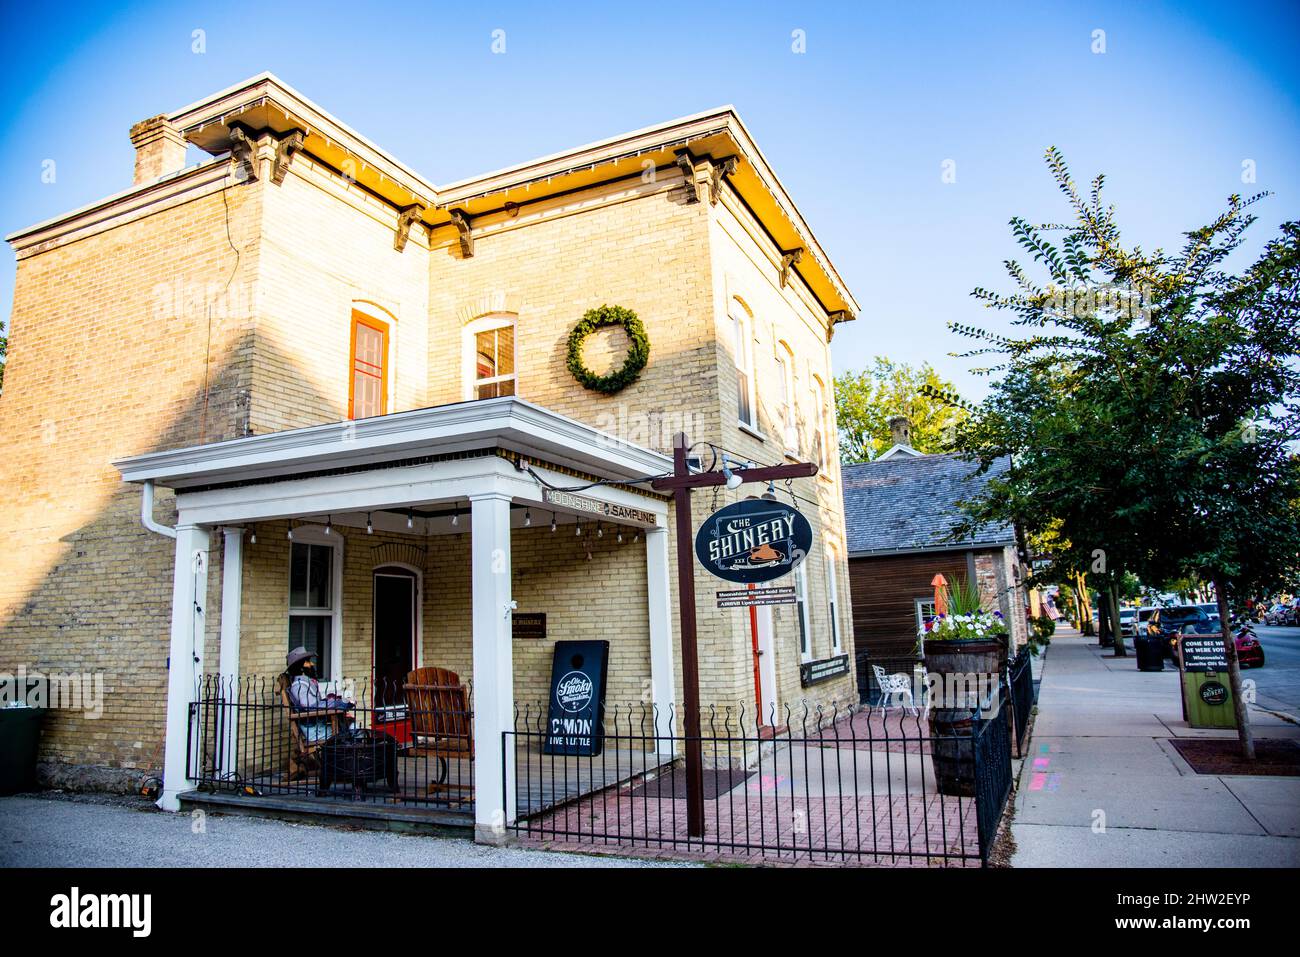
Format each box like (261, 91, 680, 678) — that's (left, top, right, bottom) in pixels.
(447, 209, 474, 257)
(394, 203, 427, 252)
(271, 129, 306, 186)
(779, 248, 804, 289)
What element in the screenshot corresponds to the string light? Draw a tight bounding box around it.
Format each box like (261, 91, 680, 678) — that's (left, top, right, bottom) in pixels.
(407, 510, 414, 529)
(617, 528, 624, 544)
(524, 509, 532, 527)
(550, 512, 557, 533)
(325, 515, 332, 535)
(452, 509, 460, 527)
(575, 516, 582, 537)
(366, 513, 373, 535)
(596, 521, 603, 539)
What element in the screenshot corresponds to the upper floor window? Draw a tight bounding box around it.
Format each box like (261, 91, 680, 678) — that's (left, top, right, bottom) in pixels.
(465, 315, 516, 400)
(349, 311, 389, 420)
(811, 375, 830, 469)
(776, 341, 797, 452)
(731, 303, 756, 428)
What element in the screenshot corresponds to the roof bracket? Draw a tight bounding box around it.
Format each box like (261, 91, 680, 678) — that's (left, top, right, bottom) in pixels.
(271, 129, 306, 186)
(393, 204, 427, 252)
(779, 248, 804, 288)
(227, 125, 258, 183)
(674, 150, 701, 204)
(708, 156, 739, 205)
(448, 209, 475, 257)
(826, 309, 853, 341)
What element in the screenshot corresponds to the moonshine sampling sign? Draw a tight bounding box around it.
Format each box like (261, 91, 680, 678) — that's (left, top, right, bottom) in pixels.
(694, 499, 813, 584)
(543, 640, 609, 756)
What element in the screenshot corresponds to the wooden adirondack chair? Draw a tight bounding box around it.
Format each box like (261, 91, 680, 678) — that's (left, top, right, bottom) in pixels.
(402, 667, 473, 797)
(276, 673, 351, 781)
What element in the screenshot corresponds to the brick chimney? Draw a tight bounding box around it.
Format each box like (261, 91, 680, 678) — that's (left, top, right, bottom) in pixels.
(129, 115, 187, 185)
(887, 414, 912, 449)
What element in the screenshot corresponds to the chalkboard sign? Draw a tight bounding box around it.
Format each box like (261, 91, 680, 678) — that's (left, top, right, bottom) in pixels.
(1180, 635, 1229, 673)
(543, 640, 609, 756)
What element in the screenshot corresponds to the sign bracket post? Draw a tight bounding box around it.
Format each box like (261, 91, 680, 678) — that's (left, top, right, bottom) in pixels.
(651, 432, 817, 838)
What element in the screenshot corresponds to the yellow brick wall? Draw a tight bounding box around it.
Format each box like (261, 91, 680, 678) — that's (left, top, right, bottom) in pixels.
(0, 166, 260, 773)
(0, 144, 858, 780)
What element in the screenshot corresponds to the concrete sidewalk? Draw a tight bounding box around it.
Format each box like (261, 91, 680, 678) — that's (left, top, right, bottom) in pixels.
(1011, 627, 1300, 867)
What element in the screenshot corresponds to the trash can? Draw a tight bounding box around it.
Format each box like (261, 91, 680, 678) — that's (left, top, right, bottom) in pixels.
(0, 707, 46, 795)
(1134, 634, 1164, 672)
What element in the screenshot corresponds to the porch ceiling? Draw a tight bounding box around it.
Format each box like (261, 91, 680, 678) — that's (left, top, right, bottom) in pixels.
(113, 397, 671, 491)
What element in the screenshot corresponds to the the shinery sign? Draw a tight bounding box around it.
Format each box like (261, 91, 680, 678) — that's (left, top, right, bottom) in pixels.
(694, 499, 813, 584)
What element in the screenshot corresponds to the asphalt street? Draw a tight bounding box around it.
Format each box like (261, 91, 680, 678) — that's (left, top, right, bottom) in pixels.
(1247, 624, 1300, 721)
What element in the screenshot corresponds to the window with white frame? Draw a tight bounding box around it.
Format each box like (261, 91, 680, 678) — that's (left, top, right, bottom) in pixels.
(776, 342, 798, 452)
(825, 545, 841, 655)
(464, 315, 516, 400)
(811, 375, 830, 469)
(915, 598, 937, 634)
(288, 529, 342, 682)
(796, 563, 812, 661)
(731, 304, 756, 428)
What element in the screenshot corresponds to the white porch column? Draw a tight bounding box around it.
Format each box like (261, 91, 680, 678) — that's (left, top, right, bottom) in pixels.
(645, 526, 677, 753)
(218, 526, 244, 778)
(159, 523, 210, 812)
(470, 491, 515, 841)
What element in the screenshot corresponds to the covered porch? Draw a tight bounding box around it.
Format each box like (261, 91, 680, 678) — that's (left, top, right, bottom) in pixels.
(114, 397, 679, 840)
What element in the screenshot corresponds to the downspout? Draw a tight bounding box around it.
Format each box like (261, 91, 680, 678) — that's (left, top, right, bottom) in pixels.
(140, 479, 177, 539)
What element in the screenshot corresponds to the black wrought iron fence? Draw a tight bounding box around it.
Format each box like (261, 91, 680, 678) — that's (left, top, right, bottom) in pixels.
(504, 697, 1013, 866)
(186, 674, 474, 810)
(1006, 648, 1035, 757)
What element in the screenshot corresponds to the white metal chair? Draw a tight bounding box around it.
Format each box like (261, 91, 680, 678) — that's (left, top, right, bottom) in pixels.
(871, 664, 915, 711)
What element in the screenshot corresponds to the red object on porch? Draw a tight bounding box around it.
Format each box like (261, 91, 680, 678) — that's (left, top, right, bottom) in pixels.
(373, 709, 413, 747)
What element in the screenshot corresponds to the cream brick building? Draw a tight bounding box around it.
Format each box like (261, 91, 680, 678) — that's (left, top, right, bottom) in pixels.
(0, 75, 861, 832)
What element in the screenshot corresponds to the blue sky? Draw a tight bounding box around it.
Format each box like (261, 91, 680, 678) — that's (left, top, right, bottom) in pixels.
(1, 0, 1297, 399)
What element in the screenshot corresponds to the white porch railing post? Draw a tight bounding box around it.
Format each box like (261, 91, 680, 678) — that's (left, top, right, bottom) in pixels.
(645, 526, 677, 753)
(159, 523, 209, 812)
(470, 490, 515, 842)
(218, 526, 244, 780)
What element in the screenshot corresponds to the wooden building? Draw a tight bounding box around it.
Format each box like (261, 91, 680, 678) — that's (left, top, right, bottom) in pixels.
(841, 418, 1029, 698)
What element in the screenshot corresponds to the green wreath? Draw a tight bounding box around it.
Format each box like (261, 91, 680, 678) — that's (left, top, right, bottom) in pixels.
(566, 304, 650, 394)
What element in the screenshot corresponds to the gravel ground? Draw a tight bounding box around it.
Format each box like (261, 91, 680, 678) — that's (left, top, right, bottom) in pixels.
(0, 793, 691, 868)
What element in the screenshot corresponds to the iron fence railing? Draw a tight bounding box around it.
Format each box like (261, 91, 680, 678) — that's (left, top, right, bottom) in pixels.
(503, 697, 1013, 867)
(186, 674, 474, 810)
(1006, 648, 1035, 758)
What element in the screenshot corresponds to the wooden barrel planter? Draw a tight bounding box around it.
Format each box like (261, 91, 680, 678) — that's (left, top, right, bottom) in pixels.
(923, 639, 1004, 797)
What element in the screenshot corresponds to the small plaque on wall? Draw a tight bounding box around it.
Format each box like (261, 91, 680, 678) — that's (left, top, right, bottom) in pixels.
(800, 654, 849, 687)
(512, 612, 546, 640)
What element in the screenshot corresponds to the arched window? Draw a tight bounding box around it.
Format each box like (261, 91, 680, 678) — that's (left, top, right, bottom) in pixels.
(464, 314, 517, 400)
(811, 374, 830, 468)
(775, 341, 797, 453)
(349, 309, 390, 420)
(730, 301, 756, 428)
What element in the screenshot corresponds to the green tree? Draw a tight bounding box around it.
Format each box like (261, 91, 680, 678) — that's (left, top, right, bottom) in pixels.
(941, 149, 1300, 758)
(834, 357, 968, 463)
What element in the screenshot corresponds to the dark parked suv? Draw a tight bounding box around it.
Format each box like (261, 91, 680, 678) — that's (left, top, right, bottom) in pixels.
(1147, 605, 1211, 660)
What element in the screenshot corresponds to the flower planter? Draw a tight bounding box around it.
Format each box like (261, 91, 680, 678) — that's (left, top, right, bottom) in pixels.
(923, 639, 1004, 797)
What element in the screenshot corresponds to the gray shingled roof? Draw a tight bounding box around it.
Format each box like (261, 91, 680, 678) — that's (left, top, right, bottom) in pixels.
(841, 452, 1015, 555)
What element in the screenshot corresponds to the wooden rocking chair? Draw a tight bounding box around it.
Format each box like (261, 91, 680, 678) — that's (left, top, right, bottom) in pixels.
(402, 667, 473, 799)
(276, 673, 352, 782)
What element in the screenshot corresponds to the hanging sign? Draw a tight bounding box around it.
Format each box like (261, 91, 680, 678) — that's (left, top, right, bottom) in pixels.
(694, 499, 813, 584)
